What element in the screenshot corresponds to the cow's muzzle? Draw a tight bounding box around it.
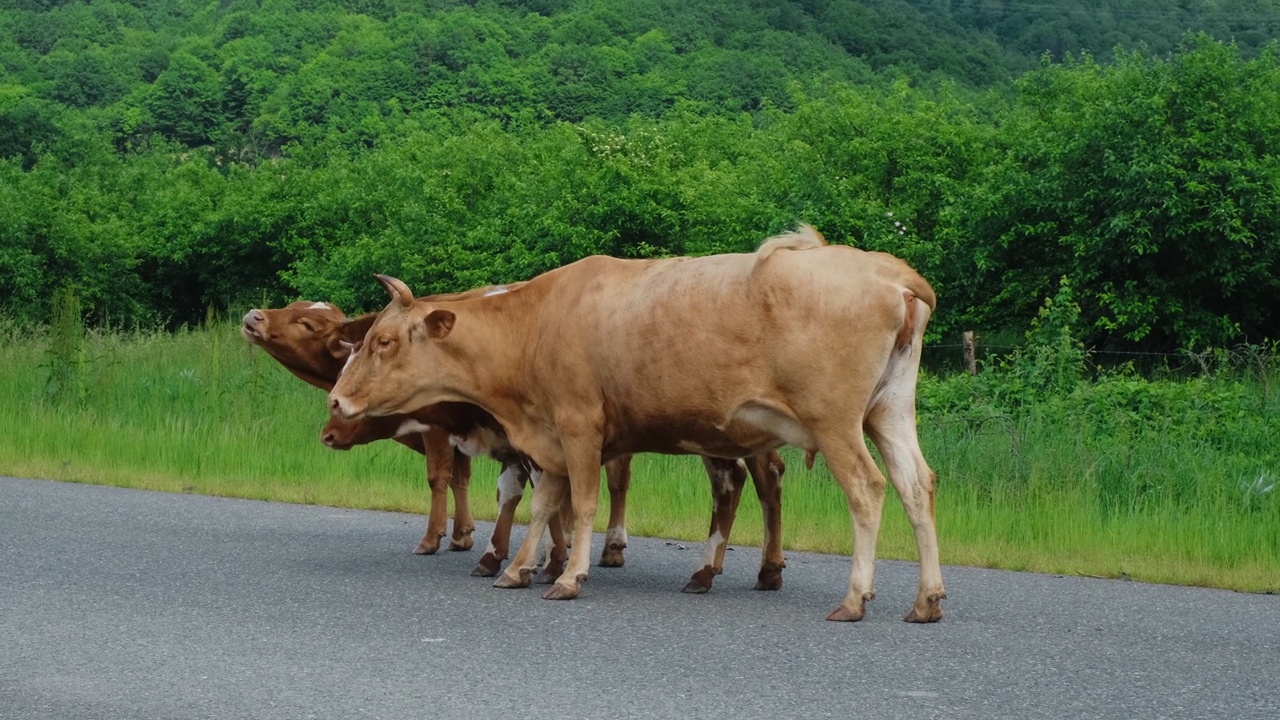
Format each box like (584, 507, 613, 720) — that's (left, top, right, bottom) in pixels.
(320, 427, 353, 450)
(241, 309, 266, 342)
(328, 393, 364, 421)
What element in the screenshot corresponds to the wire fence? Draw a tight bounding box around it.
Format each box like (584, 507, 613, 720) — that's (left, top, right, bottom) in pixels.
(926, 343, 1185, 357)
(921, 339, 1280, 378)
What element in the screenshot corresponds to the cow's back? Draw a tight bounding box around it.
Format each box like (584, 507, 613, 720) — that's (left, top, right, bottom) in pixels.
(524, 245, 928, 454)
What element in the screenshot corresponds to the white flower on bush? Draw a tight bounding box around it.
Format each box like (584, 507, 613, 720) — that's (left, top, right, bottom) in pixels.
(886, 211, 909, 238)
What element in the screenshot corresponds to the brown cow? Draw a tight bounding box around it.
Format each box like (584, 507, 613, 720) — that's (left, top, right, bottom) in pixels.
(245, 297, 788, 591)
(243, 296, 575, 574)
(329, 225, 944, 622)
(322, 402, 787, 593)
(242, 300, 475, 556)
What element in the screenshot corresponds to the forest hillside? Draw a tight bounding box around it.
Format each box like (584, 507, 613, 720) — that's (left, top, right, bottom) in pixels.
(3, 0, 1279, 349)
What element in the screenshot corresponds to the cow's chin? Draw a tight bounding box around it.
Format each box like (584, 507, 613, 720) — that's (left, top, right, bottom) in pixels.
(240, 325, 262, 343)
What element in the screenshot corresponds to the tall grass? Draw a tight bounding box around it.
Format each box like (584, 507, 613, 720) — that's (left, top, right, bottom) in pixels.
(1, 315, 1276, 592)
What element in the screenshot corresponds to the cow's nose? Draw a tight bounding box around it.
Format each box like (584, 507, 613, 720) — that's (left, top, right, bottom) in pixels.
(321, 430, 335, 447)
(243, 309, 265, 325)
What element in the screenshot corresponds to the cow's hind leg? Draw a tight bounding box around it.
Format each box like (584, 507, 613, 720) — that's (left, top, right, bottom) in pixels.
(748, 451, 786, 591)
(447, 449, 475, 551)
(818, 435, 887, 622)
(867, 409, 945, 623)
(684, 458, 747, 594)
(599, 456, 632, 568)
(472, 463, 527, 577)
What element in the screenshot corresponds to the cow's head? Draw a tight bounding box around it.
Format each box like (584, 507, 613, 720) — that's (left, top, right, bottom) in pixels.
(320, 410, 432, 451)
(328, 275, 459, 420)
(242, 301, 377, 390)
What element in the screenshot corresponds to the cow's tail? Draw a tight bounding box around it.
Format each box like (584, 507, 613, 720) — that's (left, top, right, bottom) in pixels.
(895, 271, 936, 353)
(753, 224, 827, 269)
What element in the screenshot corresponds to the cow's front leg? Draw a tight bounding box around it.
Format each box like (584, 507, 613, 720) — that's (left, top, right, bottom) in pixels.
(544, 446, 602, 601)
(447, 447, 475, 551)
(472, 462, 527, 577)
(494, 472, 564, 590)
(749, 451, 786, 591)
(414, 433, 455, 555)
(684, 457, 746, 594)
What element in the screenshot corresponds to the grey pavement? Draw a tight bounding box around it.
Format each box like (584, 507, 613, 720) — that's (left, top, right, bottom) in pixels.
(1, 475, 1276, 720)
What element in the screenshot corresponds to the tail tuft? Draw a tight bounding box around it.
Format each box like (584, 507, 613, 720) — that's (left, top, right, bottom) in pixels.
(755, 224, 827, 267)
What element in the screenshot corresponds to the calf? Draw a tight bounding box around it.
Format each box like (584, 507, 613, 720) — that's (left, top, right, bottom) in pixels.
(329, 225, 944, 622)
(242, 301, 474, 556)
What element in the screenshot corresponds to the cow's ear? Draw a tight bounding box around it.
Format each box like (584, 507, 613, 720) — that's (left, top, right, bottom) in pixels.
(325, 334, 349, 359)
(425, 309, 455, 339)
(340, 313, 377, 344)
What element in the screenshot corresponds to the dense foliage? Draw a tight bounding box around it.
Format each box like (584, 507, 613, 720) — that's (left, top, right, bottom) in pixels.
(2, 1, 1279, 349)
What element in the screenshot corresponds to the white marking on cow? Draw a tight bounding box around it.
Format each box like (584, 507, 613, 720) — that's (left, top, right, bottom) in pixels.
(700, 530, 725, 569)
(307, 302, 331, 310)
(394, 419, 433, 437)
(484, 539, 497, 555)
(483, 286, 509, 297)
(677, 440, 708, 453)
(604, 525, 628, 550)
(711, 466, 737, 496)
(448, 425, 508, 457)
(496, 465, 526, 506)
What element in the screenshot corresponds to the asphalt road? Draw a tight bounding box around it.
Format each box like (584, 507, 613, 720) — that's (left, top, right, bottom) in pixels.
(2, 476, 1277, 720)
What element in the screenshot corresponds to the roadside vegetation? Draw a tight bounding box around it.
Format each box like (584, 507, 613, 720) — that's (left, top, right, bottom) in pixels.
(4, 293, 1275, 593)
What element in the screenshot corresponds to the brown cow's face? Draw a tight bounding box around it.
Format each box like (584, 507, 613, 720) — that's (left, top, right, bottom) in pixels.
(329, 276, 456, 420)
(243, 302, 382, 391)
(242, 301, 347, 365)
(320, 410, 429, 450)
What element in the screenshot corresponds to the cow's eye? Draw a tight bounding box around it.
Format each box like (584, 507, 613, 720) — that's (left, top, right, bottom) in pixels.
(377, 336, 393, 348)
(298, 318, 316, 332)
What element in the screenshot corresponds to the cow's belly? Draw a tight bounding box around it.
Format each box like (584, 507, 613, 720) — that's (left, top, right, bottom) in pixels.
(606, 400, 814, 460)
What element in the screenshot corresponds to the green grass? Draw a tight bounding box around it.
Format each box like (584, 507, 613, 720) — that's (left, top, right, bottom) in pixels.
(2, 319, 1277, 593)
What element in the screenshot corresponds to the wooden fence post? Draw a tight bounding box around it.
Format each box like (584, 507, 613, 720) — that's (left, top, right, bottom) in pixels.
(962, 331, 977, 375)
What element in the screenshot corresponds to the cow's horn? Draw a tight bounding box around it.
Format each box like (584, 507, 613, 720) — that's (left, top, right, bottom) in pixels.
(375, 274, 415, 308)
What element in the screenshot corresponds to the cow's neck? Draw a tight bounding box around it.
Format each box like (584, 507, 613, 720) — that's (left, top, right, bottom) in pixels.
(271, 354, 340, 392)
(422, 292, 545, 451)
(290, 369, 335, 392)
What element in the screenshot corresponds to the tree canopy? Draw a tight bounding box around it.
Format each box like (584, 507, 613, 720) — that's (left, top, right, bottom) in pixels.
(2, 1, 1279, 350)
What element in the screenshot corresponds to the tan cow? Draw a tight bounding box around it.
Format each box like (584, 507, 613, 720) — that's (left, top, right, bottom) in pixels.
(329, 225, 944, 622)
(245, 298, 788, 591)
